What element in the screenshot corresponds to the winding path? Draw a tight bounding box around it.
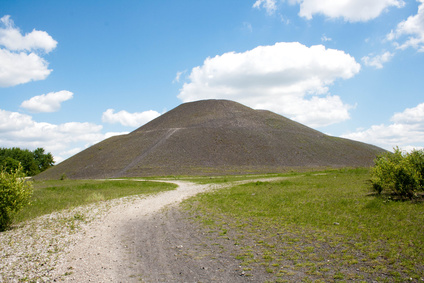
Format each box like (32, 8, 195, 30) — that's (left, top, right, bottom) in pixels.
(52, 177, 286, 282)
(52, 180, 215, 281)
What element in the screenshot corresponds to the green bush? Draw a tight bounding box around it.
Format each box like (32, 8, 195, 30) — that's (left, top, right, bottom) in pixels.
(371, 147, 424, 199)
(0, 164, 33, 231)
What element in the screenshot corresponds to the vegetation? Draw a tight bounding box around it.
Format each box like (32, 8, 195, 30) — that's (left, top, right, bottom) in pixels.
(0, 165, 33, 231)
(0, 147, 54, 176)
(371, 147, 424, 199)
(14, 179, 177, 224)
(183, 169, 424, 281)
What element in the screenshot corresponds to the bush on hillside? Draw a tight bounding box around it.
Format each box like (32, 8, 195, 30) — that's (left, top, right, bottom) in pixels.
(0, 164, 33, 231)
(371, 147, 424, 199)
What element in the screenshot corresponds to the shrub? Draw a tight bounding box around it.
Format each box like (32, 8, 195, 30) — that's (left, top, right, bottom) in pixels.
(0, 164, 33, 231)
(371, 147, 424, 199)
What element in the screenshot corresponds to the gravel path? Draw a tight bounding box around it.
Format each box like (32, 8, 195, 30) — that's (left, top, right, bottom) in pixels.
(0, 180, 219, 282)
(51, 180, 214, 282)
(1, 178, 285, 282)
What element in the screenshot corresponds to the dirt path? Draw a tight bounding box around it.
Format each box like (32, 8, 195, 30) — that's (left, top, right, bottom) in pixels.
(51, 180, 212, 281)
(51, 178, 288, 282)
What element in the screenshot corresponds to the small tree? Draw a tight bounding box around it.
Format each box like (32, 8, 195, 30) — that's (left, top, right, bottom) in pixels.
(0, 164, 33, 231)
(371, 147, 424, 199)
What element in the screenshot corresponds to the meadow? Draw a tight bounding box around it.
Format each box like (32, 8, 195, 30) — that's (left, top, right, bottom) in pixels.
(183, 168, 424, 282)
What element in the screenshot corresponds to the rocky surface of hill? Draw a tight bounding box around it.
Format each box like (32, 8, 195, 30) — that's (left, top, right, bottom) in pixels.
(37, 100, 385, 179)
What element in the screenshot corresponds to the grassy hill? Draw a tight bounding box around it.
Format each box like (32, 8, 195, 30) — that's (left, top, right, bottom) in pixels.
(36, 100, 385, 179)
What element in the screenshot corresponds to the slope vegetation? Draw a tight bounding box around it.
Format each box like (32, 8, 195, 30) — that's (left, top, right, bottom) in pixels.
(37, 100, 385, 179)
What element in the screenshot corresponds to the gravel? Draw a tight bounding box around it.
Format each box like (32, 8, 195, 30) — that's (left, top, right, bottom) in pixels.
(0, 193, 150, 282)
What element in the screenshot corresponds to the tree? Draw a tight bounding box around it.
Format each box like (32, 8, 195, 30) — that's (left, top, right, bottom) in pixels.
(0, 164, 33, 231)
(0, 147, 54, 176)
(371, 147, 424, 199)
(33, 148, 54, 172)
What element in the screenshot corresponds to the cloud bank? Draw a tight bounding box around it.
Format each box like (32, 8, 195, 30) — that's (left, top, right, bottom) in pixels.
(0, 15, 57, 87)
(21, 90, 73, 113)
(178, 42, 360, 127)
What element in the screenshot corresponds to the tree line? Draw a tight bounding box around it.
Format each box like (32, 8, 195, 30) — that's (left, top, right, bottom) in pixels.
(0, 147, 54, 176)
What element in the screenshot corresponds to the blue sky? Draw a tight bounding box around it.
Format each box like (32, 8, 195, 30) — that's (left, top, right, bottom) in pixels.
(1, 0, 424, 163)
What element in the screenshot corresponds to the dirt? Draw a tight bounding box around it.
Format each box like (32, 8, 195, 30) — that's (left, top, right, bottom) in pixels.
(50, 180, 273, 282)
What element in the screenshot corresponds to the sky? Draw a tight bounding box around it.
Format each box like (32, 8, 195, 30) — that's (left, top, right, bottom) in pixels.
(1, 0, 424, 163)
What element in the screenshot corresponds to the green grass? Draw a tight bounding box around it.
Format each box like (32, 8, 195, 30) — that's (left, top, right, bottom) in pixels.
(14, 179, 177, 223)
(183, 168, 424, 282)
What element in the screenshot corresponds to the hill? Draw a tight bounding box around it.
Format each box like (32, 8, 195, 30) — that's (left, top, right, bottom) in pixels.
(36, 100, 385, 179)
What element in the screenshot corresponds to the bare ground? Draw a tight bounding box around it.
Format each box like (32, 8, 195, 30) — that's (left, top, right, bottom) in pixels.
(51, 180, 217, 282)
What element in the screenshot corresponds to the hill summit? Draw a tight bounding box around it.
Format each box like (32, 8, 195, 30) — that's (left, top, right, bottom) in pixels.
(37, 100, 384, 179)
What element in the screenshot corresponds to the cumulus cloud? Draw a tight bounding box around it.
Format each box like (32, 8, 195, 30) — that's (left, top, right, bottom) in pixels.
(0, 109, 106, 162)
(0, 15, 57, 52)
(20, 90, 73, 113)
(387, 0, 424, 52)
(0, 49, 52, 87)
(361, 51, 394, 69)
(178, 42, 360, 127)
(102, 109, 161, 127)
(391, 102, 424, 124)
(0, 15, 56, 87)
(342, 103, 424, 151)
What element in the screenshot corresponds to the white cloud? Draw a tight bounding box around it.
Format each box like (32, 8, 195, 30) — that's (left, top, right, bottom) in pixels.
(0, 49, 52, 87)
(253, 0, 404, 22)
(0, 15, 56, 87)
(178, 42, 360, 127)
(0, 15, 57, 53)
(342, 102, 424, 151)
(0, 109, 106, 162)
(361, 51, 394, 69)
(20, 90, 73, 113)
(387, 0, 424, 52)
(102, 109, 161, 127)
(298, 0, 405, 22)
(253, 0, 278, 15)
(391, 102, 424, 124)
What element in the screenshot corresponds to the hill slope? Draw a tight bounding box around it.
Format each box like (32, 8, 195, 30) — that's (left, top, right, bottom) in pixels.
(37, 100, 385, 179)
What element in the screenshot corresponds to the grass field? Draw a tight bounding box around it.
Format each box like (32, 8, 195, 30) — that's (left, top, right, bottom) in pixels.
(183, 168, 424, 282)
(14, 179, 177, 224)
